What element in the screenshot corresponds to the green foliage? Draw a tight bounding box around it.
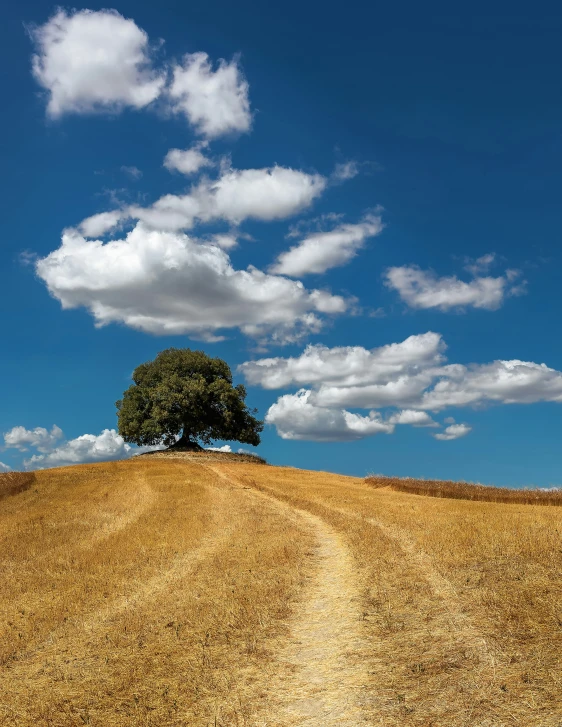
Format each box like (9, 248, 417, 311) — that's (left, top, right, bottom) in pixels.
(116, 348, 263, 448)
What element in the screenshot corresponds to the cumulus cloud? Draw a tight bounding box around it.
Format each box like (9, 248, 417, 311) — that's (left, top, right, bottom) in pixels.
(239, 332, 445, 389)
(206, 233, 239, 250)
(265, 389, 394, 441)
(433, 423, 472, 441)
(0, 462, 11, 473)
(167, 52, 251, 138)
(82, 165, 327, 236)
(35, 223, 349, 343)
(79, 210, 125, 238)
(242, 332, 562, 441)
(129, 165, 327, 232)
(30, 10, 253, 141)
(419, 359, 562, 410)
(206, 444, 232, 452)
(385, 264, 526, 311)
(23, 428, 163, 470)
(270, 213, 383, 277)
(30, 9, 165, 117)
(388, 410, 438, 427)
(4, 425, 63, 452)
(164, 144, 213, 176)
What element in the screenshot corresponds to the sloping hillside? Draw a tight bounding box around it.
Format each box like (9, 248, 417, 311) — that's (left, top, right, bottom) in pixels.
(1, 456, 561, 726)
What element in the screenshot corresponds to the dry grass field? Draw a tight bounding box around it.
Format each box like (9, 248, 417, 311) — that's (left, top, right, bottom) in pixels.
(1, 456, 561, 726)
(366, 474, 562, 506)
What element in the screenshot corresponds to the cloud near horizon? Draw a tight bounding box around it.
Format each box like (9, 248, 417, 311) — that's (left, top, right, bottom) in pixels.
(16, 428, 164, 470)
(241, 332, 562, 441)
(4, 424, 63, 452)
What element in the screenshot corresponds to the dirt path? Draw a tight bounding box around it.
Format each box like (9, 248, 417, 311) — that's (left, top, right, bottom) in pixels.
(269, 511, 367, 726)
(207, 465, 368, 726)
(278, 491, 494, 670)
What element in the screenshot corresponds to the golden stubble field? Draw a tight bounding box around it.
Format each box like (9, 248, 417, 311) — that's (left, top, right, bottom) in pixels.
(1, 455, 561, 726)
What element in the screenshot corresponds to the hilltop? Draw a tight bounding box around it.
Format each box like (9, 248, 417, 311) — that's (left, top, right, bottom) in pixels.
(1, 454, 561, 726)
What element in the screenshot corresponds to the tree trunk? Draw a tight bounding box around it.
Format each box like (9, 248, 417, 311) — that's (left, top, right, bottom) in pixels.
(167, 433, 202, 451)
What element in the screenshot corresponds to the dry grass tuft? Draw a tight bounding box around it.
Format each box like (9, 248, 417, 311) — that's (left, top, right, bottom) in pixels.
(366, 473, 562, 505)
(0, 471, 35, 501)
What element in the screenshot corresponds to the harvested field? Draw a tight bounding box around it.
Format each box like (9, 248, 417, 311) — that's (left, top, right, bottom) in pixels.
(366, 473, 562, 505)
(1, 454, 561, 726)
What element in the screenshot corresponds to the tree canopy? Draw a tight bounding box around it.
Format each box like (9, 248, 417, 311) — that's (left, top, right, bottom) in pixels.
(116, 348, 263, 450)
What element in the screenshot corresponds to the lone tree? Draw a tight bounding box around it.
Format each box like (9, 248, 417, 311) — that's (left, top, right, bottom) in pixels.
(116, 348, 263, 451)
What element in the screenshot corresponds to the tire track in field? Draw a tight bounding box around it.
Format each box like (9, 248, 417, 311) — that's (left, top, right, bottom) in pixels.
(83, 470, 157, 548)
(363, 514, 495, 664)
(2, 474, 234, 675)
(81, 477, 234, 634)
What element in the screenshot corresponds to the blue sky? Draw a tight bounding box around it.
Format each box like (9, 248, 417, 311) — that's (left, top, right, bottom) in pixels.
(2, 1, 562, 485)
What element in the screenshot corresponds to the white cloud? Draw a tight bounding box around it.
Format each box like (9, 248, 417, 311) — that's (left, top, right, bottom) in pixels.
(163, 145, 213, 176)
(167, 52, 251, 138)
(270, 213, 383, 277)
(239, 332, 445, 389)
(265, 389, 394, 441)
(420, 359, 562, 410)
(35, 223, 349, 343)
(75, 164, 326, 238)
(206, 444, 232, 452)
(385, 264, 525, 311)
(312, 373, 439, 409)
(79, 166, 326, 235)
(388, 410, 438, 427)
(433, 423, 472, 441)
(206, 233, 239, 249)
(0, 462, 11, 473)
(30, 9, 165, 117)
(79, 210, 125, 238)
(121, 165, 143, 179)
(129, 165, 327, 232)
(243, 332, 562, 442)
(23, 428, 163, 470)
(4, 425, 63, 452)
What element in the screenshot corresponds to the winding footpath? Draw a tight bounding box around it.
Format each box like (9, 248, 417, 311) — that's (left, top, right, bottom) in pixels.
(208, 465, 368, 726)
